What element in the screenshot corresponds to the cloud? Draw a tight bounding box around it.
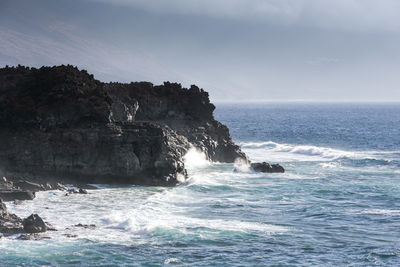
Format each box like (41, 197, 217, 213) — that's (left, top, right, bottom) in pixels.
(86, 0, 400, 32)
(301, 0, 400, 32)
(306, 57, 340, 66)
(87, 0, 302, 23)
(0, 25, 183, 83)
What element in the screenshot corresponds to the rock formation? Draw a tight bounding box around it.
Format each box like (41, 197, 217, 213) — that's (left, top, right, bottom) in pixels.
(0, 65, 247, 186)
(0, 177, 36, 201)
(1, 197, 48, 235)
(0, 197, 23, 234)
(250, 162, 285, 173)
(23, 214, 47, 233)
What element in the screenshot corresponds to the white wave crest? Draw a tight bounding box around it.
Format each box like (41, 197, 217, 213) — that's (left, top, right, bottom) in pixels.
(164, 258, 181, 264)
(233, 158, 250, 172)
(361, 209, 400, 216)
(318, 162, 340, 168)
(102, 211, 289, 236)
(240, 141, 399, 163)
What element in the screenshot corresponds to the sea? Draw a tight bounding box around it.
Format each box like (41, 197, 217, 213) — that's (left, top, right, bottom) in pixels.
(1, 103, 400, 266)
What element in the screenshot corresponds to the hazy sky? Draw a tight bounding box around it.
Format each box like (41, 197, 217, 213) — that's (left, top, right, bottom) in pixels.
(1, 0, 399, 101)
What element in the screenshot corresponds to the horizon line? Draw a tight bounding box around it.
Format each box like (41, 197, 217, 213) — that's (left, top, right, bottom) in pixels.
(213, 100, 400, 104)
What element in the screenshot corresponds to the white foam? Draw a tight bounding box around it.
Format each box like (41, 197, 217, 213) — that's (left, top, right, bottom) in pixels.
(103, 211, 289, 236)
(361, 209, 400, 216)
(183, 147, 210, 169)
(319, 162, 340, 168)
(233, 158, 250, 172)
(164, 258, 181, 264)
(240, 141, 399, 163)
(4, 160, 291, 246)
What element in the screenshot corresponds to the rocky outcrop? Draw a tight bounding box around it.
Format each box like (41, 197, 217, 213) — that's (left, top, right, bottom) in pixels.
(0, 177, 36, 201)
(0, 197, 23, 234)
(0, 65, 247, 186)
(23, 214, 47, 233)
(250, 162, 285, 173)
(0, 190, 36, 201)
(1, 197, 49, 235)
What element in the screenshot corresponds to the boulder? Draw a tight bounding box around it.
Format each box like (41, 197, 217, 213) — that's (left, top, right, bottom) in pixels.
(250, 162, 285, 173)
(78, 188, 88, 194)
(23, 214, 47, 233)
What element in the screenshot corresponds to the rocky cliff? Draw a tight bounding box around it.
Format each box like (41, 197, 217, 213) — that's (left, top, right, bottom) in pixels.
(0, 65, 247, 186)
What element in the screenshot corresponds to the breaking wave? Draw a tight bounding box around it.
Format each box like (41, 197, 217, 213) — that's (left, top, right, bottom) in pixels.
(183, 147, 210, 169)
(361, 209, 400, 216)
(240, 141, 399, 163)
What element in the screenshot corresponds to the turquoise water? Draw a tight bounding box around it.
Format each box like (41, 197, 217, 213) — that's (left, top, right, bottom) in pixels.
(1, 103, 400, 266)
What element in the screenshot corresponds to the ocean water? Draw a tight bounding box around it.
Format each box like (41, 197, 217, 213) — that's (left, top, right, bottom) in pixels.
(2, 103, 400, 266)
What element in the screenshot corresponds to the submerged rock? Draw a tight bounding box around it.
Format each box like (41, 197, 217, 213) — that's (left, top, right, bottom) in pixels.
(18, 233, 51, 240)
(0, 65, 247, 186)
(250, 162, 285, 173)
(74, 223, 96, 230)
(63, 233, 78, 238)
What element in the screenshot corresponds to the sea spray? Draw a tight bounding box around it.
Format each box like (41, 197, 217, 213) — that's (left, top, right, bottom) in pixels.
(233, 158, 250, 172)
(183, 147, 210, 169)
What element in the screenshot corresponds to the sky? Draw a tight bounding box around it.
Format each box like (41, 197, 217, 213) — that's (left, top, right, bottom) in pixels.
(0, 0, 399, 102)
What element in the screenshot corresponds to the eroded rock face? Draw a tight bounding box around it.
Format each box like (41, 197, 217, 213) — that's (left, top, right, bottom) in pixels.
(0, 65, 247, 186)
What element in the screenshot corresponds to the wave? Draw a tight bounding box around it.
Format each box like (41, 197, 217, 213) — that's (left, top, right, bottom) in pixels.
(361, 209, 400, 216)
(102, 212, 289, 237)
(100, 183, 291, 238)
(240, 141, 400, 163)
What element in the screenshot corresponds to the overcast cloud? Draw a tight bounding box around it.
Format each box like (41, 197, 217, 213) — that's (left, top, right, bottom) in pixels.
(0, 0, 399, 101)
(87, 0, 400, 32)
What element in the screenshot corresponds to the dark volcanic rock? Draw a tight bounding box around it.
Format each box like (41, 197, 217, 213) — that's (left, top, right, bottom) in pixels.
(250, 162, 285, 173)
(23, 214, 47, 233)
(0, 177, 37, 202)
(64, 233, 78, 238)
(0, 198, 24, 234)
(0, 190, 35, 201)
(13, 180, 44, 192)
(0, 65, 247, 186)
(1, 198, 49, 235)
(18, 233, 51, 240)
(75, 223, 96, 230)
(78, 188, 88, 194)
